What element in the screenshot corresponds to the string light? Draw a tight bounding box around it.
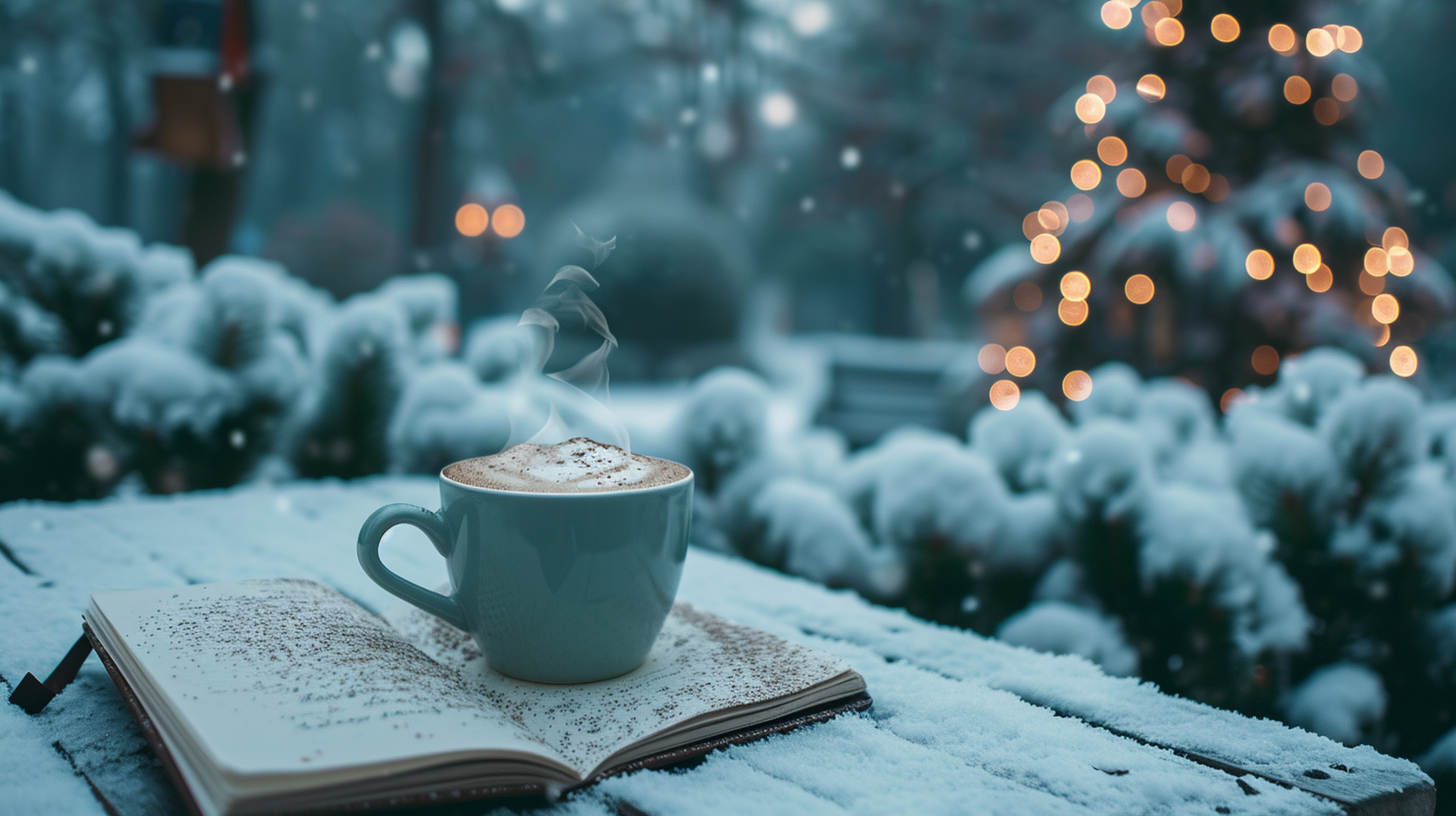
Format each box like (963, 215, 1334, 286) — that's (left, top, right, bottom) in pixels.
(1332, 74, 1358, 102)
(1063, 370, 1094, 401)
(1252, 345, 1280, 375)
(1005, 346, 1037, 377)
(1117, 168, 1147, 197)
(1181, 163, 1211, 194)
(491, 204, 526, 237)
(1358, 150, 1384, 179)
(1154, 17, 1184, 46)
(1372, 293, 1400, 324)
(1337, 25, 1363, 52)
(1306, 28, 1335, 57)
(1098, 136, 1129, 166)
(1101, 1, 1132, 29)
(1246, 249, 1274, 280)
(1167, 201, 1196, 231)
(1136, 74, 1166, 102)
(1058, 298, 1089, 325)
(1071, 160, 1103, 190)
(1061, 271, 1092, 301)
(1284, 76, 1311, 104)
(1031, 233, 1061, 264)
(1305, 182, 1331, 212)
(1087, 75, 1118, 104)
(1307, 263, 1333, 292)
(1211, 14, 1240, 42)
(1293, 243, 1321, 274)
(1076, 93, 1107, 124)
(978, 343, 1008, 374)
(1382, 227, 1409, 250)
(1388, 246, 1414, 276)
(1125, 274, 1155, 304)
(1268, 24, 1297, 53)
(990, 380, 1021, 410)
(455, 204, 489, 237)
(1364, 247, 1389, 276)
(1390, 345, 1418, 377)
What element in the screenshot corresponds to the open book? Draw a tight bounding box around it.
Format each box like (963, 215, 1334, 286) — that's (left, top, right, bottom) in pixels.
(84, 579, 869, 816)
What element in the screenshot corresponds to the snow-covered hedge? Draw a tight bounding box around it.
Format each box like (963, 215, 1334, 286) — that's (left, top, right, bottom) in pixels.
(671, 355, 1456, 775)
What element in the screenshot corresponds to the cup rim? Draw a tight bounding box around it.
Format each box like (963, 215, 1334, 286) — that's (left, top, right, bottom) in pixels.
(439, 458, 693, 497)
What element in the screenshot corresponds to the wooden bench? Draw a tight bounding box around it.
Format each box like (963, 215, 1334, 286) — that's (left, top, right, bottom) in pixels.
(0, 477, 1436, 815)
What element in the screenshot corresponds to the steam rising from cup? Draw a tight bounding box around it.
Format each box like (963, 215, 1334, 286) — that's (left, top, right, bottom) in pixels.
(505, 225, 630, 452)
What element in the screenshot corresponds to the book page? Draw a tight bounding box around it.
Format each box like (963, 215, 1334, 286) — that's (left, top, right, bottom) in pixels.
(89, 580, 567, 778)
(388, 600, 853, 776)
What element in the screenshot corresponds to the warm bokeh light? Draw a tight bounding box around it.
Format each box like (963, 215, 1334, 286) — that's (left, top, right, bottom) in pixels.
(978, 343, 1007, 374)
(1063, 370, 1094, 402)
(1382, 227, 1409, 250)
(1058, 298, 1089, 325)
(1060, 271, 1092, 301)
(1067, 194, 1095, 222)
(1293, 243, 1321, 274)
(1005, 346, 1036, 378)
(1031, 233, 1061, 264)
(1037, 207, 1061, 231)
(455, 203, 489, 237)
(1358, 269, 1384, 295)
(1071, 160, 1103, 190)
(1337, 25, 1363, 53)
(1162, 0, 1182, 15)
(1388, 246, 1414, 277)
(1076, 93, 1107, 125)
(1013, 282, 1043, 312)
(1332, 74, 1358, 102)
(1358, 150, 1384, 179)
(1283, 76, 1311, 105)
(989, 379, 1021, 410)
(1390, 345, 1418, 377)
(1312, 98, 1340, 125)
(1088, 75, 1117, 104)
(1117, 168, 1147, 197)
(1136, 74, 1166, 102)
(1211, 14, 1240, 42)
(1166, 201, 1196, 231)
(1101, 0, 1132, 29)
(1166, 154, 1191, 183)
(1374, 324, 1391, 347)
(1246, 249, 1274, 280)
(1268, 24, 1297, 53)
(1251, 345, 1280, 376)
(1141, 1, 1170, 27)
(1306, 28, 1335, 57)
(1023, 211, 1049, 240)
(1307, 263, 1333, 292)
(491, 204, 526, 237)
(1365, 247, 1389, 276)
(1154, 17, 1184, 46)
(1181, 163, 1211, 194)
(1205, 174, 1230, 202)
(1372, 293, 1400, 324)
(1305, 182, 1331, 212)
(1098, 136, 1128, 166)
(1125, 274, 1155, 304)
(1220, 388, 1245, 413)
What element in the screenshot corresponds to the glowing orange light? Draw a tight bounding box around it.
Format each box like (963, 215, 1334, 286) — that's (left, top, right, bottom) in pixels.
(1101, 0, 1132, 29)
(978, 343, 1008, 374)
(989, 380, 1021, 410)
(1373, 324, 1391, 347)
(1358, 269, 1384, 295)
(1117, 168, 1147, 197)
(1306, 28, 1335, 57)
(1205, 174, 1230, 202)
(1125, 274, 1155, 304)
(1005, 346, 1036, 378)
(1382, 227, 1409, 250)
(1031, 234, 1061, 264)
(1220, 388, 1245, 413)
(1063, 370, 1094, 401)
(1043, 201, 1070, 232)
(1268, 24, 1297, 53)
(1251, 345, 1280, 376)
(455, 203, 489, 237)
(1211, 14, 1240, 42)
(1166, 154, 1192, 183)
(1313, 98, 1340, 125)
(1067, 194, 1095, 222)
(1058, 298, 1089, 326)
(1284, 76, 1312, 104)
(1390, 345, 1418, 377)
(1162, 0, 1181, 14)
(1141, 2, 1169, 27)
(491, 204, 526, 238)
(1332, 74, 1358, 102)
(1293, 243, 1321, 274)
(1023, 212, 1050, 240)
(1071, 160, 1103, 190)
(1038, 207, 1061, 231)
(1307, 264, 1333, 292)
(1154, 17, 1185, 46)
(1054, 272, 1086, 303)
(1246, 249, 1275, 280)
(1088, 76, 1117, 104)
(1181, 163, 1211, 194)
(1167, 201, 1197, 231)
(1136, 74, 1166, 102)
(1305, 182, 1332, 212)
(1372, 293, 1400, 324)
(1098, 136, 1129, 166)
(1365, 247, 1389, 276)
(1337, 25, 1363, 53)
(1076, 93, 1107, 125)
(1013, 282, 1044, 312)
(1388, 246, 1414, 277)
(1358, 150, 1384, 179)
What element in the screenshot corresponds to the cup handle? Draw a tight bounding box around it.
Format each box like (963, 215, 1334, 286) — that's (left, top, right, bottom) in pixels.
(357, 503, 468, 631)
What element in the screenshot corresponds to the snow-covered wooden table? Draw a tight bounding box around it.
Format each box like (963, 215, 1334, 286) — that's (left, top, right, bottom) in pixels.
(0, 478, 1436, 816)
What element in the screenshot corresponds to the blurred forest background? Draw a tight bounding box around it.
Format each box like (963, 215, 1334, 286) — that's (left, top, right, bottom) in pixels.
(6, 0, 1456, 803)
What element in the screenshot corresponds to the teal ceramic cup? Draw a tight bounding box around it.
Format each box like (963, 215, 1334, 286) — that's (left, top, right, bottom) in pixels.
(358, 463, 692, 683)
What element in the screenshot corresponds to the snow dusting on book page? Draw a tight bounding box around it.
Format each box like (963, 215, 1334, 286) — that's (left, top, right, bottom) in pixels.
(387, 599, 853, 776)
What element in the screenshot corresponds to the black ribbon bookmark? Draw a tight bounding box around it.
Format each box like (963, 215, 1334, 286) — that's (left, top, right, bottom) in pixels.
(8, 634, 93, 714)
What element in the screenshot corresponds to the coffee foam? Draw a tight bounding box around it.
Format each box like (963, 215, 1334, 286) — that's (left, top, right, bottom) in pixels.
(445, 438, 690, 493)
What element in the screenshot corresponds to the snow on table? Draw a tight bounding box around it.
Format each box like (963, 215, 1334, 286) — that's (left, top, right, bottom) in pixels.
(0, 477, 1434, 816)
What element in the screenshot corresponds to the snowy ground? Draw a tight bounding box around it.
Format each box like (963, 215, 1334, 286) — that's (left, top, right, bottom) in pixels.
(0, 478, 1433, 816)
